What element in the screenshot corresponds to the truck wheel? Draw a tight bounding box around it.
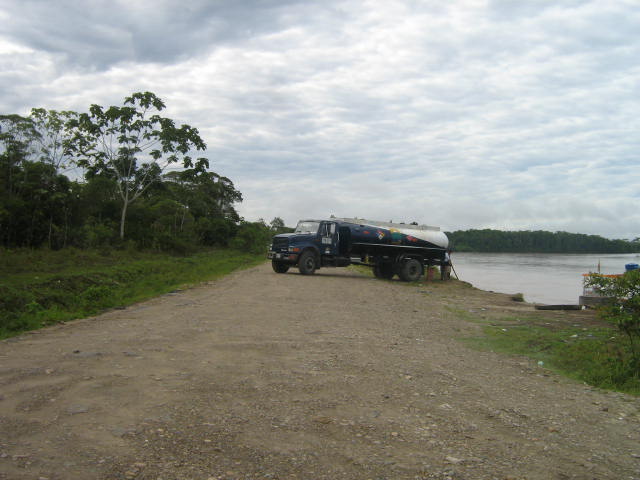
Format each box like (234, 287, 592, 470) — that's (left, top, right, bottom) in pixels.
(298, 251, 317, 275)
(373, 264, 383, 278)
(272, 260, 289, 273)
(399, 258, 422, 282)
(374, 262, 394, 279)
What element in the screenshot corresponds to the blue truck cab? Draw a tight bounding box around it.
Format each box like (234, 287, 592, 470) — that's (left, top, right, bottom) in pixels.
(268, 219, 343, 274)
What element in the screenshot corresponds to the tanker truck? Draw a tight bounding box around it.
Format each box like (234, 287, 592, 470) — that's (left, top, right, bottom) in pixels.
(267, 217, 449, 282)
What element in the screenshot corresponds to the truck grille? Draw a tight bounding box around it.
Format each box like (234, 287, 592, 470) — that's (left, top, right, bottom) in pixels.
(272, 237, 289, 251)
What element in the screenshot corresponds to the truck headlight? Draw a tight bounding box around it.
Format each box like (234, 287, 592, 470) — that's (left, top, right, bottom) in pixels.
(288, 246, 300, 252)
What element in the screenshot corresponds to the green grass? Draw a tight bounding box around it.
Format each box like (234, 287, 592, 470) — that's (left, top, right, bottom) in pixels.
(0, 247, 266, 339)
(455, 307, 640, 395)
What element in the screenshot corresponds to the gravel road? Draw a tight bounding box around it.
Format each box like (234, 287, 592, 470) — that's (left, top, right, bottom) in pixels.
(1, 263, 639, 480)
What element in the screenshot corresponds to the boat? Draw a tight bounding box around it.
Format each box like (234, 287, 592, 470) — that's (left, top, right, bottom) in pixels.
(578, 261, 640, 307)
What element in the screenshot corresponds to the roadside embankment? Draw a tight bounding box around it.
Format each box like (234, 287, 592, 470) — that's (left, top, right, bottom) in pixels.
(0, 248, 265, 339)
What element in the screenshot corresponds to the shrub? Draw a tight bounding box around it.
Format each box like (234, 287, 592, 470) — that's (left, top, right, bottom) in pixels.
(586, 270, 640, 376)
(196, 217, 236, 246)
(230, 221, 272, 254)
(81, 285, 116, 308)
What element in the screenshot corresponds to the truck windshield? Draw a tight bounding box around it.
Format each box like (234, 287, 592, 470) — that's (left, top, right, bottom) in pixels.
(294, 221, 320, 234)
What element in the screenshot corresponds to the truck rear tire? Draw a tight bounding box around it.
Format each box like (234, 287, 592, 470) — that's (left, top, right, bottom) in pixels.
(373, 262, 394, 279)
(272, 260, 290, 273)
(298, 251, 317, 275)
(399, 258, 422, 282)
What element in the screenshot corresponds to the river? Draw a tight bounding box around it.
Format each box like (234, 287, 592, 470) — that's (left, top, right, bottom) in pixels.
(450, 252, 640, 305)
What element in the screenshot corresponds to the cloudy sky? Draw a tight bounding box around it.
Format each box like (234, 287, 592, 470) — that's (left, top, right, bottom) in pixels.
(1, 0, 638, 238)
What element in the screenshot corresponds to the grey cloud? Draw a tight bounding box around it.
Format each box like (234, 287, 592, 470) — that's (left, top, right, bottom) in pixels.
(1, 0, 639, 239)
(1, 0, 320, 70)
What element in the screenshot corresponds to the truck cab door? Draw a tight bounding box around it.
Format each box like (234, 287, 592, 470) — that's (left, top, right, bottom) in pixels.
(320, 222, 338, 255)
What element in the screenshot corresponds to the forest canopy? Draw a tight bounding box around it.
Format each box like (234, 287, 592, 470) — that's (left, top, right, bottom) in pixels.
(0, 92, 285, 253)
(446, 229, 640, 253)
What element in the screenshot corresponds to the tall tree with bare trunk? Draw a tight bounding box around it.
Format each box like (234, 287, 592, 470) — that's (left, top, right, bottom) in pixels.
(68, 92, 209, 240)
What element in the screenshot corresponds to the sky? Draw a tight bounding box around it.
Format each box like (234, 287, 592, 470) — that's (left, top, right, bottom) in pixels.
(1, 0, 639, 239)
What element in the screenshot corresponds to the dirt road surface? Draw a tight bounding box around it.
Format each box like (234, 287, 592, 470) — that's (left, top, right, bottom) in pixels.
(1, 264, 639, 480)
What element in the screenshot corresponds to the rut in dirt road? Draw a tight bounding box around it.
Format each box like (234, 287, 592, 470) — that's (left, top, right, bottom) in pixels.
(1, 264, 639, 480)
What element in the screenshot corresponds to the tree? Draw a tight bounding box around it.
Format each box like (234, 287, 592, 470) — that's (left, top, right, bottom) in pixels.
(164, 168, 242, 221)
(0, 114, 84, 248)
(163, 168, 242, 246)
(270, 217, 285, 231)
(29, 108, 77, 172)
(1, 115, 36, 246)
(14, 160, 75, 248)
(586, 270, 640, 374)
(231, 220, 273, 254)
(0, 115, 38, 191)
(68, 92, 209, 240)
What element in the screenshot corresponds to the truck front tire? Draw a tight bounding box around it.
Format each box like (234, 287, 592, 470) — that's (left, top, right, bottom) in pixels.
(298, 251, 317, 275)
(399, 258, 422, 282)
(272, 260, 290, 273)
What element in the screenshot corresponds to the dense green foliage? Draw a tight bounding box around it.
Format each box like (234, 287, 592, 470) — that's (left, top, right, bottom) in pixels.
(0, 248, 265, 339)
(68, 92, 210, 240)
(0, 92, 283, 253)
(585, 270, 640, 378)
(447, 229, 640, 253)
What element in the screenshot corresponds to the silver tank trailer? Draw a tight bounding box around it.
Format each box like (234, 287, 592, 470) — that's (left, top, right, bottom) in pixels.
(335, 218, 448, 250)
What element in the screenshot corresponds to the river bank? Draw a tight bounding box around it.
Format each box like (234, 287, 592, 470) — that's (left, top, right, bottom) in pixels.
(1, 264, 638, 480)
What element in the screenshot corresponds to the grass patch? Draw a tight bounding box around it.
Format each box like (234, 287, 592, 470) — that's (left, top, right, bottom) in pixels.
(348, 264, 374, 277)
(0, 247, 266, 339)
(458, 307, 640, 395)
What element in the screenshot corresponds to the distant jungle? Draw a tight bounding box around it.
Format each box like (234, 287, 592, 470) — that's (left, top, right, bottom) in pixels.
(446, 229, 640, 253)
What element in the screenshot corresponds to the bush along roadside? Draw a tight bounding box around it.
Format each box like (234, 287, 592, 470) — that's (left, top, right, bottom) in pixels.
(585, 269, 640, 380)
(0, 248, 266, 339)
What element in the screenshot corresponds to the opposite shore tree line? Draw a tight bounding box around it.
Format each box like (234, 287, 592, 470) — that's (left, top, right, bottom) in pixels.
(447, 229, 640, 254)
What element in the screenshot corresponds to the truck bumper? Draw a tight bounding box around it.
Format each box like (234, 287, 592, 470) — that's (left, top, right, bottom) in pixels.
(268, 251, 298, 263)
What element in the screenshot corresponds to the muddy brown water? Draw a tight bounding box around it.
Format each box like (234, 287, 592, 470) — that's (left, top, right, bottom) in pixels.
(453, 252, 640, 305)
